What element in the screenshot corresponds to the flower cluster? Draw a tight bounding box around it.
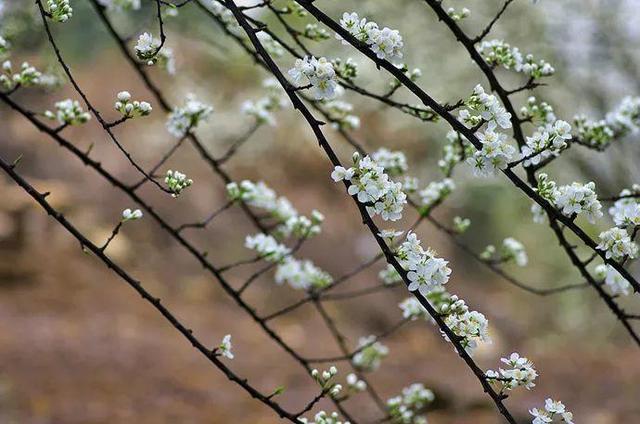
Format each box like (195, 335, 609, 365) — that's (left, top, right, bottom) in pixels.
(352, 335, 388, 372)
(245, 233, 290, 263)
(386, 383, 435, 424)
(501, 237, 528, 267)
(300, 411, 349, 424)
(535, 174, 603, 223)
(608, 187, 640, 228)
(419, 178, 455, 212)
(121, 208, 143, 221)
(164, 170, 193, 197)
(521, 120, 572, 167)
(467, 128, 517, 176)
(453, 216, 471, 234)
(440, 295, 490, 355)
(311, 366, 342, 397)
(574, 96, 640, 149)
(594, 264, 631, 296)
(135, 33, 161, 65)
(241, 78, 288, 126)
(166, 94, 213, 138)
(596, 227, 638, 261)
(114, 91, 152, 119)
(477, 39, 554, 79)
(226, 180, 323, 239)
(46, 0, 73, 23)
(520, 97, 556, 125)
(371, 148, 408, 176)
(530, 398, 574, 424)
(554, 181, 603, 223)
(447, 6, 470, 21)
(288, 56, 338, 100)
(486, 352, 538, 391)
(217, 334, 234, 359)
(396, 232, 451, 295)
(45, 99, 91, 126)
(275, 257, 333, 290)
(332, 152, 407, 221)
(338, 12, 404, 62)
(331, 57, 358, 82)
(399, 286, 452, 322)
(463, 85, 512, 130)
(1, 61, 42, 89)
(345, 373, 367, 393)
(97, 0, 141, 11)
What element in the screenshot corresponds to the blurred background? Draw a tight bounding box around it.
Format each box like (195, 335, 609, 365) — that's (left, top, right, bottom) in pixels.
(1, 0, 639, 423)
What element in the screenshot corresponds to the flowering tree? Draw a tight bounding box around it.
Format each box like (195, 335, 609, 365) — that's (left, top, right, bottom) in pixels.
(1, 0, 639, 422)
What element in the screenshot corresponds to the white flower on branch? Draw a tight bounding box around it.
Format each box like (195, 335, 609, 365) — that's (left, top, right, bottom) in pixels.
(521, 120, 572, 166)
(352, 335, 388, 372)
(346, 373, 366, 393)
(135, 32, 161, 65)
(300, 411, 349, 424)
(501, 238, 528, 267)
(288, 56, 338, 100)
(467, 128, 517, 176)
(164, 169, 193, 197)
(609, 188, 640, 228)
(245, 233, 290, 263)
(338, 12, 404, 63)
(596, 227, 638, 261)
(218, 334, 234, 359)
(386, 383, 435, 424)
(554, 181, 603, 223)
(477, 39, 554, 79)
(166, 94, 213, 137)
(46, 0, 73, 23)
(529, 398, 574, 424)
(419, 178, 455, 211)
(486, 352, 538, 391)
(396, 232, 451, 295)
(1, 60, 42, 89)
(121, 208, 143, 221)
(595, 264, 631, 296)
(371, 148, 408, 176)
(44, 99, 91, 126)
(275, 257, 333, 290)
(114, 91, 152, 118)
(331, 152, 407, 222)
(440, 295, 490, 355)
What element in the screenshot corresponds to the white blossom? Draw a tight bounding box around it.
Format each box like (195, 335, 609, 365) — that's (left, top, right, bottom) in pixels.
(46, 0, 73, 22)
(440, 295, 490, 355)
(135, 32, 160, 65)
(166, 94, 213, 137)
(386, 383, 434, 424)
(521, 120, 571, 166)
(396, 232, 451, 295)
(275, 257, 333, 290)
(467, 127, 517, 176)
(97, 0, 140, 11)
(300, 411, 349, 424)
(164, 169, 193, 197)
(529, 398, 574, 424)
(288, 56, 338, 100)
(608, 188, 640, 228)
(478, 39, 554, 79)
(121, 208, 143, 221)
(352, 335, 388, 372)
(44, 99, 91, 126)
(371, 148, 408, 176)
(501, 237, 528, 266)
(419, 178, 455, 210)
(114, 91, 152, 118)
(218, 334, 234, 359)
(596, 227, 638, 260)
(594, 264, 631, 296)
(332, 153, 407, 222)
(554, 181, 603, 223)
(486, 352, 538, 391)
(245, 233, 290, 263)
(338, 12, 404, 63)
